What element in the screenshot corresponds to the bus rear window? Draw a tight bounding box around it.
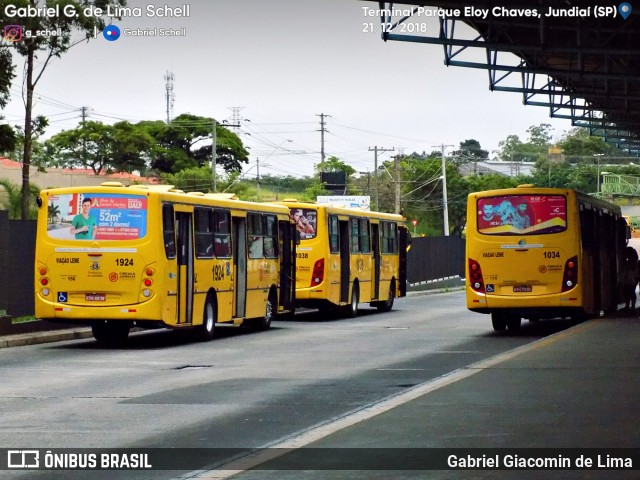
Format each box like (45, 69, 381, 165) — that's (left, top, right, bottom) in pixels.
(47, 193, 147, 241)
(477, 195, 567, 235)
(289, 208, 317, 240)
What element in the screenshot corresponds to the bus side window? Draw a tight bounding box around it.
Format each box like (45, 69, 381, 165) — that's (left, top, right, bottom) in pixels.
(214, 209, 232, 258)
(390, 223, 398, 253)
(263, 214, 278, 258)
(248, 213, 264, 259)
(360, 219, 370, 253)
(329, 215, 339, 253)
(162, 204, 176, 259)
(350, 218, 360, 253)
(195, 207, 214, 258)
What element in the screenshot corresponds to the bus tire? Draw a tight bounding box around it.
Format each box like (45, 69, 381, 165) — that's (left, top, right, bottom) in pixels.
(255, 289, 277, 331)
(346, 283, 359, 318)
(376, 280, 396, 312)
(506, 315, 522, 331)
(199, 294, 217, 341)
(92, 321, 130, 347)
(491, 312, 507, 331)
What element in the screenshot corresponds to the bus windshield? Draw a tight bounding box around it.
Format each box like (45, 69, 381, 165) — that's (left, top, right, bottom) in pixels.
(476, 194, 567, 235)
(47, 193, 148, 241)
(289, 207, 317, 239)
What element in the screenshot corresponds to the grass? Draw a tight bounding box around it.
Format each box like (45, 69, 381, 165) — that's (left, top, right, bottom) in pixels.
(12, 315, 37, 324)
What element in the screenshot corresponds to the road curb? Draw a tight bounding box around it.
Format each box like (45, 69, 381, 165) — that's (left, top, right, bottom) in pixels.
(407, 286, 465, 297)
(0, 328, 93, 348)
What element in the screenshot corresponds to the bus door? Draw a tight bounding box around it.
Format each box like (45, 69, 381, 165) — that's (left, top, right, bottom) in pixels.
(233, 216, 247, 318)
(371, 223, 381, 300)
(339, 219, 350, 303)
(279, 220, 296, 311)
(175, 211, 194, 324)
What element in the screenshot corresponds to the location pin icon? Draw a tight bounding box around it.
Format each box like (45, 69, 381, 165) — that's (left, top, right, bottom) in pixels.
(619, 2, 632, 19)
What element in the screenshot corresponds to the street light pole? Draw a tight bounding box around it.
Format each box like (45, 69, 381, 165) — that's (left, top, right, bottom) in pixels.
(438, 144, 453, 236)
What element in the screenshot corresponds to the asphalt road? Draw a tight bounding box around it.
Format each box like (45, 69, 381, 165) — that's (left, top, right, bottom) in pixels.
(0, 291, 575, 480)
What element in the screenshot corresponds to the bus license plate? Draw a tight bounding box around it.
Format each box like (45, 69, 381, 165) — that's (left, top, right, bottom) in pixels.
(85, 294, 106, 302)
(513, 285, 532, 293)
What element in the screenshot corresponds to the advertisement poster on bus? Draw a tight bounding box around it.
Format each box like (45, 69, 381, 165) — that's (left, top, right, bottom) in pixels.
(46, 193, 148, 240)
(477, 195, 567, 235)
(317, 195, 370, 210)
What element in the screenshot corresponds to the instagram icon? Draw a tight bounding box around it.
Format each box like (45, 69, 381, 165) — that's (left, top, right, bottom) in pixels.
(3, 25, 23, 43)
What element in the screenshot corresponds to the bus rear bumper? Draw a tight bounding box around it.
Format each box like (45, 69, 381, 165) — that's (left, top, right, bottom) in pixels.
(35, 296, 162, 323)
(466, 287, 585, 319)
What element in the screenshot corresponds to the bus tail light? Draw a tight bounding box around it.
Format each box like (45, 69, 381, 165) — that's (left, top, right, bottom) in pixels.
(311, 258, 325, 287)
(562, 256, 578, 292)
(142, 265, 155, 297)
(468, 258, 485, 293)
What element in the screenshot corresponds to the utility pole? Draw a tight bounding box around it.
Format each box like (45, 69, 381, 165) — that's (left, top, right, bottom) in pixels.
(369, 146, 394, 211)
(256, 157, 260, 195)
(317, 113, 330, 170)
(211, 120, 241, 192)
(393, 154, 401, 214)
(212, 119, 217, 192)
(80, 106, 89, 166)
(437, 144, 453, 236)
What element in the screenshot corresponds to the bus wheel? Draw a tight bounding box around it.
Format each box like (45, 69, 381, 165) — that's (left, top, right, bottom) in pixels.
(256, 290, 277, 331)
(199, 295, 216, 341)
(376, 280, 396, 312)
(491, 312, 507, 331)
(346, 283, 359, 318)
(92, 321, 130, 347)
(506, 315, 522, 331)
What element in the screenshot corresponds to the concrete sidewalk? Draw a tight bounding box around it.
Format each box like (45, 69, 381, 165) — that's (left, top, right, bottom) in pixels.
(216, 314, 640, 479)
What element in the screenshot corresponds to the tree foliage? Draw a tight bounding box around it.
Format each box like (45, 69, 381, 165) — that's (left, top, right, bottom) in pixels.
(140, 114, 249, 174)
(0, 120, 17, 154)
(451, 139, 489, 164)
(0, 0, 127, 218)
(45, 120, 152, 174)
(0, 46, 14, 108)
(0, 178, 38, 219)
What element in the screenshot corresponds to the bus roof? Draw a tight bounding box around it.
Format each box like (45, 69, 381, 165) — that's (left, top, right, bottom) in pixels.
(39, 184, 292, 216)
(272, 200, 405, 222)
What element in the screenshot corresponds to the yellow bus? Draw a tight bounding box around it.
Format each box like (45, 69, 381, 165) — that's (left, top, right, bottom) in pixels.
(35, 183, 296, 345)
(466, 186, 627, 331)
(279, 200, 408, 317)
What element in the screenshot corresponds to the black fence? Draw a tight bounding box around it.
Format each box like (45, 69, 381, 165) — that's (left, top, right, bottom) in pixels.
(0, 210, 36, 318)
(406, 235, 465, 286)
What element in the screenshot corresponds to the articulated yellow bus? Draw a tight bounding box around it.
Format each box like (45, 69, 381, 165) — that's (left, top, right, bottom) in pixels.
(35, 183, 296, 344)
(466, 186, 627, 331)
(279, 200, 408, 317)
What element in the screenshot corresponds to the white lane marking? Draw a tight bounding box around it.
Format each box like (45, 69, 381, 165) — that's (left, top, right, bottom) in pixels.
(180, 321, 595, 479)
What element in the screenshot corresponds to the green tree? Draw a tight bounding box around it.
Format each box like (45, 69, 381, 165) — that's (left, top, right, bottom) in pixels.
(0, 46, 14, 108)
(161, 166, 213, 193)
(527, 123, 554, 147)
(10, 116, 49, 169)
(0, 119, 16, 154)
(556, 127, 621, 164)
(496, 124, 554, 164)
(0, 178, 38, 219)
(45, 121, 152, 174)
(140, 114, 249, 174)
(451, 139, 489, 166)
(316, 156, 357, 176)
(1, 0, 126, 219)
